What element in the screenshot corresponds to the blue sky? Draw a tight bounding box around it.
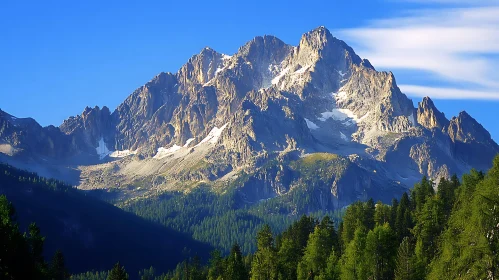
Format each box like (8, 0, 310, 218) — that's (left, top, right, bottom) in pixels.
(1, 0, 498, 141)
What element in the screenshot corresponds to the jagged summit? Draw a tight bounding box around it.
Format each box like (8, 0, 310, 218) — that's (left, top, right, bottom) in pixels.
(1, 26, 497, 211)
(417, 96, 449, 130)
(449, 110, 493, 144)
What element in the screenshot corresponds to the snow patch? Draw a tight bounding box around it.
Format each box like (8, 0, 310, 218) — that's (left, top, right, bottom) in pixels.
(304, 118, 319, 130)
(340, 132, 349, 141)
(271, 67, 290, 85)
(184, 138, 195, 148)
(109, 150, 135, 158)
(215, 66, 226, 75)
(96, 138, 112, 160)
(195, 123, 228, 147)
(294, 65, 311, 74)
(153, 145, 182, 159)
(222, 54, 232, 60)
(318, 109, 368, 126)
(337, 70, 347, 77)
(333, 91, 348, 102)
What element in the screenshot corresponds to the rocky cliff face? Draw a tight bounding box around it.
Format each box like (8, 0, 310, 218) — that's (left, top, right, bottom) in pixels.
(417, 97, 449, 131)
(1, 26, 498, 211)
(0, 109, 77, 159)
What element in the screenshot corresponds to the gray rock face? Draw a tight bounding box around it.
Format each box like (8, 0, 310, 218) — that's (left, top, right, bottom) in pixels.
(447, 111, 498, 171)
(417, 97, 449, 130)
(60, 106, 114, 153)
(1, 26, 498, 211)
(0, 109, 77, 159)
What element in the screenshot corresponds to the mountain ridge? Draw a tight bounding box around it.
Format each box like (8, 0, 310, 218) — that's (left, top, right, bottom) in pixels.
(1, 26, 497, 211)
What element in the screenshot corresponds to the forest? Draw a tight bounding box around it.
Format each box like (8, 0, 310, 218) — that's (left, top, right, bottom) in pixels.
(1, 156, 499, 279)
(75, 155, 499, 279)
(0, 163, 211, 276)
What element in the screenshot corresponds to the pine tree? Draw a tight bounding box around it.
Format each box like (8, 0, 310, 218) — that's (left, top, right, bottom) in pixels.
(225, 243, 247, 280)
(250, 225, 277, 280)
(341, 201, 375, 246)
(28, 222, 48, 278)
(138, 266, 156, 280)
(395, 192, 412, 242)
(0, 195, 39, 279)
(395, 237, 420, 280)
(374, 202, 391, 226)
(107, 262, 128, 280)
(49, 250, 70, 280)
(390, 198, 399, 228)
(364, 224, 397, 280)
(340, 227, 368, 280)
(427, 168, 485, 279)
(412, 176, 434, 213)
(277, 237, 300, 280)
(318, 249, 340, 280)
(207, 250, 224, 280)
(364, 198, 376, 230)
(413, 196, 444, 266)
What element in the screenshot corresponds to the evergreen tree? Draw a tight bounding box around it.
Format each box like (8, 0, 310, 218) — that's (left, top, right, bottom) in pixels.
(374, 202, 391, 226)
(436, 177, 459, 220)
(429, 156, 499, 279)
(394, 237, 420, 280)
(49, 250, 70, 280)
(297, 217, 337, 280)
(0, 195, 42, 279)
(187, 255, 205, 280)
(277, 237, 300, 280)
(412, 176, 434, 213)
(395, 192, 412, 242)
(28, 222, 48, 278)
(250, 225, 277, 280)
(225, 243, 247, 280)
(318, 249, 340, 280)
(279, 215, 316, 251)
(207, 250, 224, 280)
(341, 201, 375, 246)
(413, 196, 444, 266)
(390, 198, 399, 228)
(340, 227, 368, 280)
(107, 262, 128, 280)
(364, 224, 397, 279)
(138, 266, 156, 280)
(364, 198, 376, 230)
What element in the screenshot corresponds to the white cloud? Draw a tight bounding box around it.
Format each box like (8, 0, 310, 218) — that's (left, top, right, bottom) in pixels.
(338, 5, 499, 100)
(399, 0, 497, 4)
(400, 85, 499, 100)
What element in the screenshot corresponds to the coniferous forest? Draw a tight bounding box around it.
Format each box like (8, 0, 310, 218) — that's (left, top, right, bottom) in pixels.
(1, 156, 499, 279)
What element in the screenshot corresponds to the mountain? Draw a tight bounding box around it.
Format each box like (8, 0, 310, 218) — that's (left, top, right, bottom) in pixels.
(0, 163, 211, 275)
(1, 26, 498, 211)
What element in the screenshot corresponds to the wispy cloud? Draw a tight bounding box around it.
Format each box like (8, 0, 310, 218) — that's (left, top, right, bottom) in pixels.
(399, 85, 499, 100)
(338, 3, 499, 100)
(400, 0, 497, 4)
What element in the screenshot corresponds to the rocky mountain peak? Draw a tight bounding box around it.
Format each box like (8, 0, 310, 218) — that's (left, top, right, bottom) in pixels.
(337, 70, 415, 136)
(416, 96, 449, 130)
(299, 26, 332, 50)
(448, 110, 493, 145)
(60, 105, 114, 153)
(177, 48, 226, 86)
(296, 26, 362, 67)
(237, 35, 291, 63)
